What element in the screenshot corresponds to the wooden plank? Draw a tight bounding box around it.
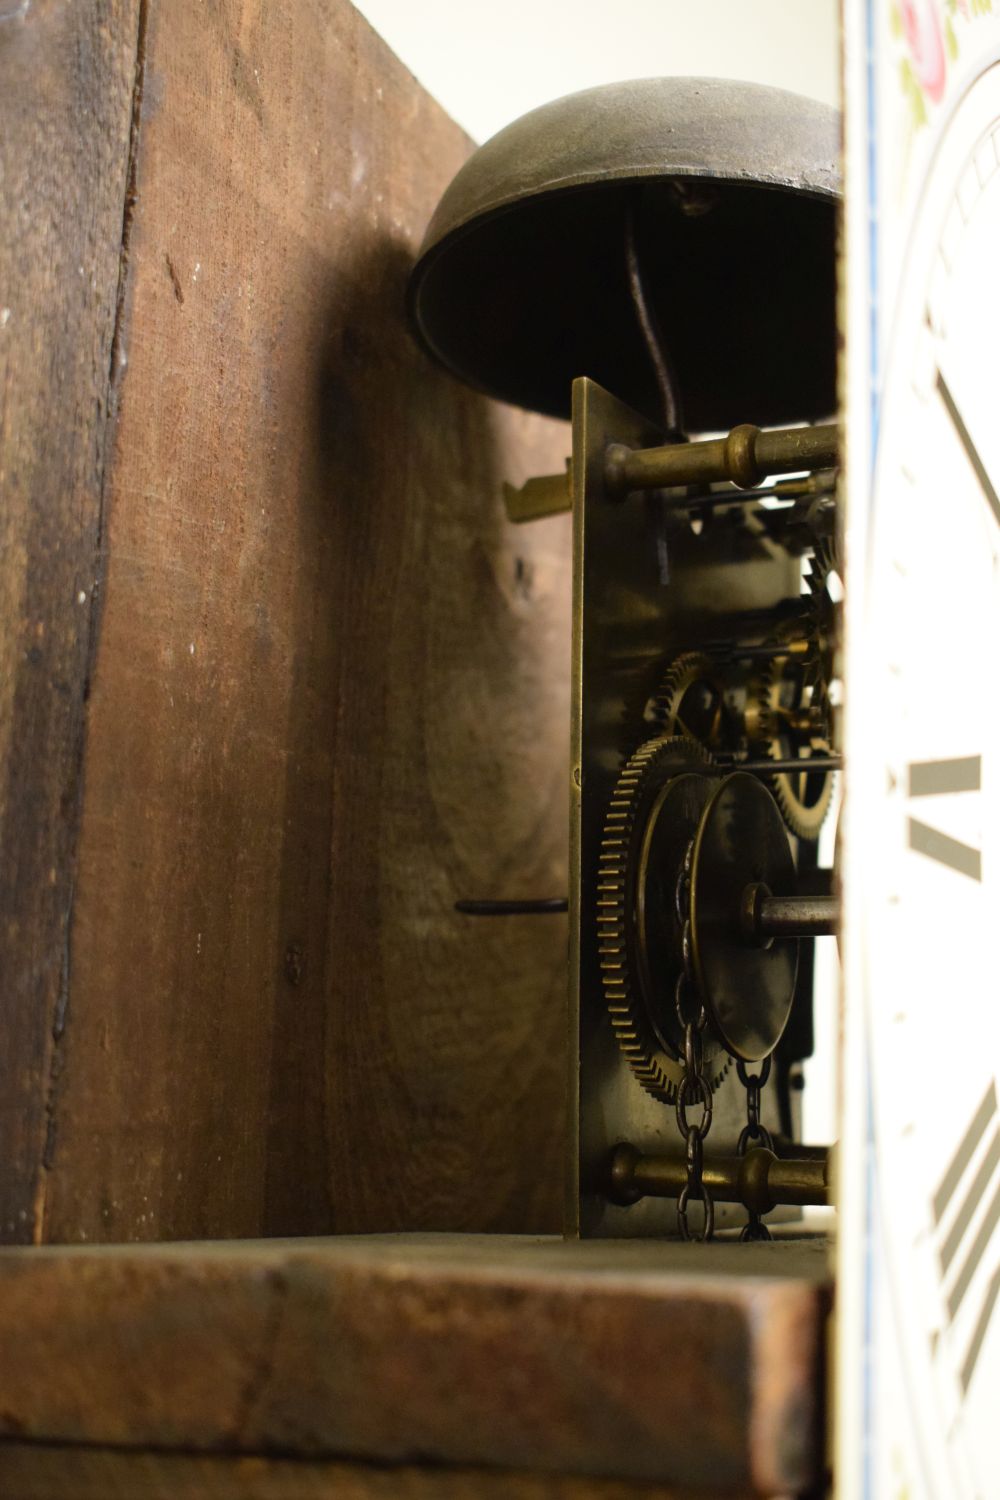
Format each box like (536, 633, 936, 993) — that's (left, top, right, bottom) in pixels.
(0, 1234, 828, 1494)
(31, 0, 571, 1242)
(0, 1444, 749, 1500)
(0, 0, 143, 1244)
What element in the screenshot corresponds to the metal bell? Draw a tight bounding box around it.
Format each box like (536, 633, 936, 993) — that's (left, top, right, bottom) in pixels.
(408, 77, 841, 434)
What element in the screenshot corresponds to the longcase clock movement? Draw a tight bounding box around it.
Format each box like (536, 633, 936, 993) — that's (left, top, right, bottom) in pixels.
(409, 76, 843, 1243)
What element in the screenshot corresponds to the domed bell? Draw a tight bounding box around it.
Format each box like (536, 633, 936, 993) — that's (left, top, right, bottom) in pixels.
(407, 77, 841, 436)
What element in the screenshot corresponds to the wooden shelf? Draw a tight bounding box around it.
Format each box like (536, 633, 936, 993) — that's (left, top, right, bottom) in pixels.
(0, 1233, 829, 1496)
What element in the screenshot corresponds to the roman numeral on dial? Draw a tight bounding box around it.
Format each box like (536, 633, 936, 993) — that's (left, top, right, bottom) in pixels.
(907, 755, 981, 881)
(932, 1081, 1000, 1393)
(937, 370, 1000, 529)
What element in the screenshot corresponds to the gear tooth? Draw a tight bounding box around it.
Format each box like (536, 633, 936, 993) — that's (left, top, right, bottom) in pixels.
(646, 652, 725, 751)
(752, 625, 835, 840)
(596, 733, 727, 1106)
(771, 757, 835, 841)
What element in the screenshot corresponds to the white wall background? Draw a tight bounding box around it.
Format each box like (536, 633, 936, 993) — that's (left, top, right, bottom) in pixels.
(353, 0, 840, 144)
(357, 0, 843, 1152)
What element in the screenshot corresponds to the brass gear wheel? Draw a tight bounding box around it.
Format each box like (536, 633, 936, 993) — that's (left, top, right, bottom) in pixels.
(647, 651, 728, 749)
(755, 636, 835, 841)
(598, 735, 730, 1104)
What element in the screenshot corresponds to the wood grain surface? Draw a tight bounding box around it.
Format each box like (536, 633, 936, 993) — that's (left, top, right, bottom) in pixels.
(0, 0, 143, 1244)
(2, 0, 571, 1244)
(0, 1445, 757, 1500)
(0, 1234, 827, 1494)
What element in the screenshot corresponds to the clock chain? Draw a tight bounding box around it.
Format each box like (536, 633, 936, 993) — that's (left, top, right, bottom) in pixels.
(673, 837, 715, 1241)
(737, 1058, 775, 1241)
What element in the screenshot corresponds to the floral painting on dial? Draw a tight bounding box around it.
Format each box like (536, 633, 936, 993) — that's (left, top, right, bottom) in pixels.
(893, 0, 995, 125)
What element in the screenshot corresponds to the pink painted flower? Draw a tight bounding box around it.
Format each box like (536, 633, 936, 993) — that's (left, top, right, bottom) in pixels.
(900, 0, 947, 101)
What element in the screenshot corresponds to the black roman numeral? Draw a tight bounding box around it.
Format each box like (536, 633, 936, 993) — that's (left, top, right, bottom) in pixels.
(907, 756, 981, 881)
(937, 370, 1000, 529)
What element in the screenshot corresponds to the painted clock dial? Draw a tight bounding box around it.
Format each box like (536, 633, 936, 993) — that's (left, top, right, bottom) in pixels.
(863, 60, 1000, 1497)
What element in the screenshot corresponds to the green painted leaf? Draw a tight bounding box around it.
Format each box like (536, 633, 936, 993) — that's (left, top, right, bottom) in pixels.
(946, 16, 959, 57)
(899, 60, 928, 127)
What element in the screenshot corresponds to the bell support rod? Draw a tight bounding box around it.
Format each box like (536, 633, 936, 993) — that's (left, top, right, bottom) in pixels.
(605, 421, 841, 496)
(502, 470, 571, 523)
(609, 1141, 832, 1214)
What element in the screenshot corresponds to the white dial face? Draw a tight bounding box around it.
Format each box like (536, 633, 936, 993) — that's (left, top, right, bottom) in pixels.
(865, 63, 1000, 1497)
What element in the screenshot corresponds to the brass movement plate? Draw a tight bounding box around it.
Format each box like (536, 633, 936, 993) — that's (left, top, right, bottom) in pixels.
(567, 378, 801, 1238)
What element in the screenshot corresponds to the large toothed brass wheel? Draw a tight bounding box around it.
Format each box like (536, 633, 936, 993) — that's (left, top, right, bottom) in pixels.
(597, 736, 729, 1103)
(754, 630, 835, 841)
(647, 651, 728, 747)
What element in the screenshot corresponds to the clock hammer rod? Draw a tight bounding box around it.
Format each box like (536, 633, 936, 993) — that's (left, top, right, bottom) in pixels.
(606, 420, 840, 495)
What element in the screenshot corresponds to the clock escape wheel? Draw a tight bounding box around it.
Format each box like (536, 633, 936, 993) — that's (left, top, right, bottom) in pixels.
(598, 735, 729, 1103)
